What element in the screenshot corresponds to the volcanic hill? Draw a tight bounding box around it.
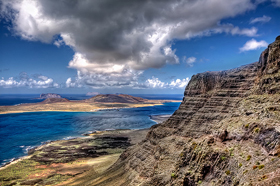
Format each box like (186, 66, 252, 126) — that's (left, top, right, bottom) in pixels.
(86, 36, 280, 186)
(84, 94, 148, 103)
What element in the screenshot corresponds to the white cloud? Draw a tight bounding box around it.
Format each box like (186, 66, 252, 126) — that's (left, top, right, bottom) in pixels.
(184, 56, 197, 67)
(1, 0, 258, 72)
(145, 77, 167, 88)
(240, 39, 268, 52)
(66, 69, 143, 89)
(169, 78, 190, 88)
(0, 0, 264, 89)
(0, 73, 59, 88)
(144, 76, 190, 89)
(53, 39, 64, 47)
(250, 15, 271, 24)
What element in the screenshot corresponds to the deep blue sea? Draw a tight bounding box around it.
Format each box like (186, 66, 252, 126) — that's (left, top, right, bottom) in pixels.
(0, 94, 182, 166)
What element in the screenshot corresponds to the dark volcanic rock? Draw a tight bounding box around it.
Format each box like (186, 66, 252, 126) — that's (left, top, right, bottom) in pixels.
(30, 136, 131, 164)
(90, 36, 280, 186)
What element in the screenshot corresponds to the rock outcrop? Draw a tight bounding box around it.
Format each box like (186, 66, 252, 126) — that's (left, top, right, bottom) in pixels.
(39, 93, 62, 99)
(90, 36, 280, 186)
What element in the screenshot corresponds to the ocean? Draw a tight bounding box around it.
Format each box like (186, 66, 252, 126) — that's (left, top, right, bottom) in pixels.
(0, 94, 182, 166)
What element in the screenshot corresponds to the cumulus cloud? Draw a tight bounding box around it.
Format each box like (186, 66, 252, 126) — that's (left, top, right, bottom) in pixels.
(0, 73, 59, 88)
(53, 39, 64, 47)
(66, 69, 143, 89)
(250, 15, 271, 24)
(144, 77, 190, 89)
(240, 39, 268, 52)
(0, 0, 265, 89)
(145, 77, 167, 88)
(184, 56, 197, 67)
(169, 78, 190, 88)
(1, 0, 258, 72)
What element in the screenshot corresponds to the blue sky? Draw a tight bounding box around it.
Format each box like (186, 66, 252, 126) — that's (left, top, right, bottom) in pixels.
(0, 0, 280, 94)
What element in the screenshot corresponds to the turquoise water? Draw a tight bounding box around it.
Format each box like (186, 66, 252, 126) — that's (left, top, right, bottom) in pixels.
(0, 101, 181, 166)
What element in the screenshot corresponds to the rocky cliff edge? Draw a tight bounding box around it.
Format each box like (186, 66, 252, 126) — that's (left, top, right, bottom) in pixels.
(88, 36, 280, 186)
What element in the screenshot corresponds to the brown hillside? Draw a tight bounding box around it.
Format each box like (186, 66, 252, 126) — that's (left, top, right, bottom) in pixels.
(87, 36, 280, 186)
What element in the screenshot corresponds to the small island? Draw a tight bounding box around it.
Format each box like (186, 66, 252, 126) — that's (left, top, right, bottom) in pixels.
(0, 94, 180, 115)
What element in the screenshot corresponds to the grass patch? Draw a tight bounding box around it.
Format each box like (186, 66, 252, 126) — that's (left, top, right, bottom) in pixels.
(246, 155, 251, 161)
(254, 128, 260, 133)
(171, 173, 177, 178)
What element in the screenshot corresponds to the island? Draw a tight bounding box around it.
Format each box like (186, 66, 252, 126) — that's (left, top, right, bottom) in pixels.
(0, 94, 181, 114)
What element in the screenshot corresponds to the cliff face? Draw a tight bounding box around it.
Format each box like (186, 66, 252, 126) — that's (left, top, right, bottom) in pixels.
(90, 36, 280, 186)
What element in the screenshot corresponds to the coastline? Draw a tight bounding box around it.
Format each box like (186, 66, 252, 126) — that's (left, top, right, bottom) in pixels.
(0, 116, 168, 170)
(0, 128, 150, 185)
(0, 100, 181, 115)
(149, 114, 172, 123)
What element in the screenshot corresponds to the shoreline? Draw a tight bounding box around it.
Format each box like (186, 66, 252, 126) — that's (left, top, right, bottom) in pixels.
(0, 128, 150, 185)
(0, 100, 181, 115)
(0, 128, 150, 170)
(0, 113, 169, 170)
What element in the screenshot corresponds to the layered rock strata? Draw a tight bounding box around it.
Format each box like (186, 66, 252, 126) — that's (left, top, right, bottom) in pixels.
(91, 36, 280, 186)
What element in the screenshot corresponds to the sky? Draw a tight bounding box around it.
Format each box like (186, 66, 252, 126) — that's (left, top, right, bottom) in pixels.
(0, 0, 280, 95)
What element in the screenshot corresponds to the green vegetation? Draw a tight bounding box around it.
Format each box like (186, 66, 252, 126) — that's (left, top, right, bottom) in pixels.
(225, 170, 231, 175)
(221, 156, 226, 161)
(198, 180, 202, 184)
(171, 173, 177, 178)
(245, 124, 249, 128)
(258, 165, 264, 169)
(246, 155, 251, 161)
(254, 128, 260, 133)
(239, 163, 242, 168)
(0, 159, 40, 181)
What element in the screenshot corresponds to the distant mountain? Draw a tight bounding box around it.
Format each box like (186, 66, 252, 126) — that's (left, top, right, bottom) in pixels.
(85, 94, 148, 103)
(39, 93, 62, 99)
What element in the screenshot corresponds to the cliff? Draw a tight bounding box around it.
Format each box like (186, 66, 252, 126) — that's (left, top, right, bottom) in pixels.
(87, 36, 280, 186)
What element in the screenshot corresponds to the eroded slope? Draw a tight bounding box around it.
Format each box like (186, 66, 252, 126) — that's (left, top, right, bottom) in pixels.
(91, 36, 280, 186)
